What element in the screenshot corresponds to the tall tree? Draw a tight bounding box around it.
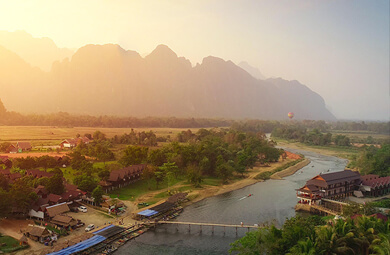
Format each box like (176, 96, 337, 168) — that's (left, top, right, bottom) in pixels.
(92, 186, 104, 205)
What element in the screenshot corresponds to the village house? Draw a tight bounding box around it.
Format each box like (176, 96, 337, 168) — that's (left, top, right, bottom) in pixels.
(0, 168, 22, 184)
(59, 136, 91, 149)
(24, 225, 51, 243)
(0, 155, 12, 168)
(99, 164, 146, 192)
(7, 142, 32, 153)
(26, 169, 54, 179)
(296, 170, 361, 205)
(45, 202, 70, 218)
(50, 215, 78, 229)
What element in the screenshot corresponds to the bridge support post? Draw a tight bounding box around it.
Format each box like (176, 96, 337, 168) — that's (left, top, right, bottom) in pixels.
(247, 227, 249, 232)
(236, 227, 237, 235)
(212, 226, 214, 234)
(176, 223, 178, 232)
(200, 225, 202, 233)
(188, 224, 190, 232)
(223, 226, 225, 235)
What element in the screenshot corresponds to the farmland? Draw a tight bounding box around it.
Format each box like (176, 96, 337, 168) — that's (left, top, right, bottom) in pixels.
(0, 126, 201, 146)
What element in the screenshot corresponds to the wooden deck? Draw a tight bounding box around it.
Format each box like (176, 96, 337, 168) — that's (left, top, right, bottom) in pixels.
(311, 204, 339, 216)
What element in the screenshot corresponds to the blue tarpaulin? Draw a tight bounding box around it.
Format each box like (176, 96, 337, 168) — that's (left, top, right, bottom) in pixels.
(47, 235, 106, 255)
(137, 209, 158, 217)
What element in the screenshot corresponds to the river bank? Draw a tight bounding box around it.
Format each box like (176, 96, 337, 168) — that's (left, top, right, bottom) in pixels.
(136, 155, 309, 211)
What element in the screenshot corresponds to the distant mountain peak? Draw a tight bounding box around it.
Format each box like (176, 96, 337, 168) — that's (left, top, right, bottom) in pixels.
(238, 61, 266, 80)
(146, 44, 178, 59)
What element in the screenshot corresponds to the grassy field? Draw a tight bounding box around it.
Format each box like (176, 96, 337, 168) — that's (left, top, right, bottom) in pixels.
(0, 234, 28, 253)
(0, 126, 202, 146)
(330, 130, 389, 140)
(275, 138, 361, 160)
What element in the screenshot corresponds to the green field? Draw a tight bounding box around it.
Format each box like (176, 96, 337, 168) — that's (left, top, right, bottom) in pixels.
(0, 235, 28, 253)
(0, 126, 201, 146)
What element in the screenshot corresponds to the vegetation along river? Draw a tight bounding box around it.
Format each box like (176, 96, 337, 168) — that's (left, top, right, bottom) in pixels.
(116, 148, 348, 254)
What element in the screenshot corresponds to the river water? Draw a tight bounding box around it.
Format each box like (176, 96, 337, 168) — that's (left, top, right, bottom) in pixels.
(116, 148, 347, 255)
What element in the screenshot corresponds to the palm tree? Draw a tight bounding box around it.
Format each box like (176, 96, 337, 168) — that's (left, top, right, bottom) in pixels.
(370, 233, 390, 255)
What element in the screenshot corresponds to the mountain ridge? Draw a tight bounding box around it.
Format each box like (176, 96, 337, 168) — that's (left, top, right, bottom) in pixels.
(0, 41, 335, 120)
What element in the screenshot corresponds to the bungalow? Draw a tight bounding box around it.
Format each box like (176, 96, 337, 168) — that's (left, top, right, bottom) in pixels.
(25, 225, 51, 243)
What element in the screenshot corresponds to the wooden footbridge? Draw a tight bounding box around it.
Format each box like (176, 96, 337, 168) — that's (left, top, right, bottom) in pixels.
(147, 221, 259, 235)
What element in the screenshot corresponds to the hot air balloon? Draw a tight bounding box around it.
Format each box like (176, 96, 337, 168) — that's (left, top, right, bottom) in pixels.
(288, 112, 294, 119)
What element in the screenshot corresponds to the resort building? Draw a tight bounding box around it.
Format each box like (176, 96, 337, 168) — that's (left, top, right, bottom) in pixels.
(360, 175, 390, 197)
(297, 170, 361, 205)
(99, 164, 146, 192)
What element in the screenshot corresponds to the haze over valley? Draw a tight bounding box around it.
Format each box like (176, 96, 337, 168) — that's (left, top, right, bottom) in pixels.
(0, 34, 335, 120)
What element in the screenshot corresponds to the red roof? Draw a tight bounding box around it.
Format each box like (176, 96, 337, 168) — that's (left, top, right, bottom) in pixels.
(26, 169, 54, 179)
(108, 164, 146, 182)
(48, 193, 62, 203)
(370, 213, 388, 222)
(362, 176, 390, 188)
(60, 190, 82, 200)
(16, 142, 32, 150)
(34, 185, 49, 195)
(65, 183, 78, 191)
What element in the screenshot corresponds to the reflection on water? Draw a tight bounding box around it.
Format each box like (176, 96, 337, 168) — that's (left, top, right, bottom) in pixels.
(116, 148, 347, 255)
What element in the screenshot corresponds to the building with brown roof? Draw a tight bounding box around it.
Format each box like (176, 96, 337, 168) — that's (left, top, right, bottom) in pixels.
(0, 155, 12, 168)
(25, 225, 51, 242)
(26, 169, 54, 179)
(360, 175, 390, 197)
(7, 142, 32, 153)
(100, 164, 146, 192)
(46, 202, 70, 218)
(59, 137, 90, 149)
(34, 185, 49, 198)
(297, 170, 361, 205)
(50, 215, 78, 228)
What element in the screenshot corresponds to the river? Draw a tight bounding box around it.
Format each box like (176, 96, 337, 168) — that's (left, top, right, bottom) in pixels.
(116, 148, 347, 255)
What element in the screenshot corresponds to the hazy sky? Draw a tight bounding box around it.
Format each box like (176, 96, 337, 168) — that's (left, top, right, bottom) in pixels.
(0, 0, 389, 120)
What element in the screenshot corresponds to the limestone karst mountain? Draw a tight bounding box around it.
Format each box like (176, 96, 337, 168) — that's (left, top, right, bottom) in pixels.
(0, 30, 74, 71)
(0, 42, 335, 120)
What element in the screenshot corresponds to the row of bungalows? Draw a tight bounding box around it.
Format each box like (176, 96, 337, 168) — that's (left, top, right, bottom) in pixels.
(7, 142, 32, 153)
(99, 164, 146, 192)
(297, 170, 390, 205)
(359, 174, 390, 197)
(59, 136, 91, 149)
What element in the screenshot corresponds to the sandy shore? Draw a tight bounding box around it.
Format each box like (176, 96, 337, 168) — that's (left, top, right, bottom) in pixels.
(271, 159, 311, 179)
